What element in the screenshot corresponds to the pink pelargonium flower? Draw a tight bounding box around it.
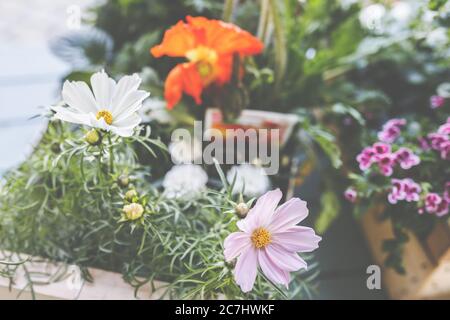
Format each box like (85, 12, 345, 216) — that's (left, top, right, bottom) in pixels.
(387, 178, 421, 204)
(444, 182, 450, 203)
(356, 147, 376, 171)
(344, 187, 357, 203)
(377, 118, 406, 143)
(223, 189, 321, 292)
(436, 200, 449, 217)
(428, 133, 448, 150)
(418, 137, 431, 151)
(439, 140, 450, 160)
(430, 95, 445, 109)
(377, 153, 395, 176)
(394, 147, 420, 169)
(425, 193, 443, 214)
(438, 123, 450, 135)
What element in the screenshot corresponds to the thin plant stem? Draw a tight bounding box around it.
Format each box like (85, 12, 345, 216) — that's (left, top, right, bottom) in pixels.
(108, 134, 114, 174)
(257, 0, 270, 41)
(222, 0, 239, 22)
(269, 0, 287, 92)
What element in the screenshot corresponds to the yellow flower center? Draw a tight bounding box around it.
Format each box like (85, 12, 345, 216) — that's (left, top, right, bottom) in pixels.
(186, 46, 218, 64)
(96, 110, 113, 125)
(251, 227, 272, 249)
(186, 46, 218, 79)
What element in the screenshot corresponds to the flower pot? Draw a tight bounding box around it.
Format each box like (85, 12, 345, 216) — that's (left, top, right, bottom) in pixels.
(360, 205, 450, 299)
(0, 251, 168, 300)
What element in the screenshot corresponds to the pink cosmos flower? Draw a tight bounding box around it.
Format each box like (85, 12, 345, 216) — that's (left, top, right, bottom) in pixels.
(425, 193, 443, 214)
(394, 147, 420, 169)
(344, 188, 357, 203)
(377, 118, 406, 143)
(223, 189, 321, 292)
(430, 95, 445, 109)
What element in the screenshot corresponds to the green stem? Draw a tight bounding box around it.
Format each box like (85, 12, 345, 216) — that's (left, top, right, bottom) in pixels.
(269, 0, 287, 92)
(222, 0, 238, 22)
(108, 134, 114, 174)
(257, 0, 270, 41)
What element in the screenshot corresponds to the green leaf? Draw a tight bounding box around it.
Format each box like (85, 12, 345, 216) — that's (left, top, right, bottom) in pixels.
(315, 190, 340, 234)
(308, 126, 342, 169)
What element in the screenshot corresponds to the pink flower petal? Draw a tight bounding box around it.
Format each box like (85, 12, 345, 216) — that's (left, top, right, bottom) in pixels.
(237, 189, 282, 233)
(223, 232, 251, 262)
(272, 226, 321, 252)
(258, 250, 290, 288)
(269, 198, 308, 232)
(234, 247, 258, 293)
(236, 212, 258, 233)
(265, 243, 307, 271)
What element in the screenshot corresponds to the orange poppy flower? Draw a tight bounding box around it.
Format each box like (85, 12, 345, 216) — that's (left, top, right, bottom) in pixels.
(151, 16, 264, 109)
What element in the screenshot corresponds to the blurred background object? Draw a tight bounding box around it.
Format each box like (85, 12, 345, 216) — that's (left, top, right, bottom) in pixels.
(0, 0, 96, 174)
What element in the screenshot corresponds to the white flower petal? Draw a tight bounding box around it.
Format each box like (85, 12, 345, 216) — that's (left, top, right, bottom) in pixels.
(56, 71, 150, 137)
(111, 74, 142, 114)
(110, 126, 134, 137)
(90, 70, 116, 109)
(62, 80, 97, 113)
(227, 164, 270, 197)
(163, 164, 208, 199)
(114, 113, 142, 129)
(113, 90, 150, 121)
(52, 106, 91, 126)
(89, 114, 110, 131)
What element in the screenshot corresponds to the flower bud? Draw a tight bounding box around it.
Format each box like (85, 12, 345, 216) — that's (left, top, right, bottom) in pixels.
(235, 202, 249, 217)
(85, 129, 101, 145)
(125, 189, 138, 202)
(50, 142, 61, 154)
(123, 203, 144, 221)
(118, 174, 130, 188)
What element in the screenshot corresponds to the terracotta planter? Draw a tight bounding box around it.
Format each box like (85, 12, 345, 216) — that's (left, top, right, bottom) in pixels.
(360, 205, 450, 299)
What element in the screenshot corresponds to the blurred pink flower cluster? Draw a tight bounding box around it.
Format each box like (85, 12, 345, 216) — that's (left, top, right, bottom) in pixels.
(357, 125, 420, 177)
(377, 118, 406, 143)
(430, 95, 445, 109)
(424, 117, 450, 160)
(420, 192, 449, 217)
(387, 178, 421, 204)
(348, 117, 449, 217)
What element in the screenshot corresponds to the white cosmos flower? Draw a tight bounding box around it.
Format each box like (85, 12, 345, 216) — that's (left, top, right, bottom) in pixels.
(52, 70, 150, 137)
(227, 164, 270, 198)
(139, 97, 173, 124)
(169, 138, 203, 164)
(359, 4, 386, 33)
(163, 164, 208, 199)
